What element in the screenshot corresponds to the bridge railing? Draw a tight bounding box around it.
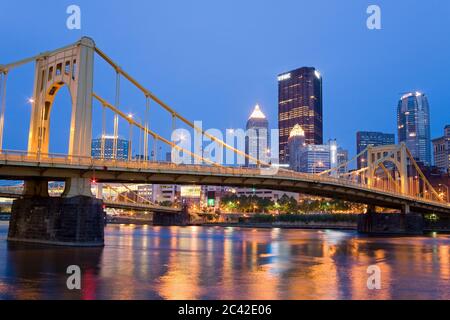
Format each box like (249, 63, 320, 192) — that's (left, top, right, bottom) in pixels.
(0, 150, 448, 208)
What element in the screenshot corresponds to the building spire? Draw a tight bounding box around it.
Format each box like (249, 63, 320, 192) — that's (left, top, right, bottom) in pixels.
(249, 104, 266, 120)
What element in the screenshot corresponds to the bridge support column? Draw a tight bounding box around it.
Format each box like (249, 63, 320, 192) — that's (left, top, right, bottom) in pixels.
(23, 180, 50, 197)
(7, 178, 105, 247)
(357, 203, 424, 235)
(153, 204, 190, 226)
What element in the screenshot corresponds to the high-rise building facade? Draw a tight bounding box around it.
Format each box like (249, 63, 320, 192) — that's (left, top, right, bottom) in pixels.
(245, 104, 269, 166)
(91, 135, 129, 160)
(356, 131, 395, 169)
(288, 124, 306, 172)
(298, 140, 338, 175)
(287, 123, 338, 175)
(337, 148, 349, 174)
(432, 125, 450, 173)
(278, 67, 323, 164)
(397, 92, 432, 166)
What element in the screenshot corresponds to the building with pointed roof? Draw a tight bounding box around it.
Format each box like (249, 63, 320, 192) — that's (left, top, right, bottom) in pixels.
(245, 104, 270, 167)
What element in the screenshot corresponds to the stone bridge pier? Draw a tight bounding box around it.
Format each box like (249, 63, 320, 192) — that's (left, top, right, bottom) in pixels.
(7, 178, 105, 246)
(357, 204, 424, 235)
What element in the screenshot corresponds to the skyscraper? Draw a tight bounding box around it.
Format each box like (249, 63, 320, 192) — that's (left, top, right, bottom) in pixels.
(432, 125, 450, 173)
(245, 104, 269, 166)
(298, 140, 338, 175)
(337, 148, 349, 174)
(397, 92, 432, 166)
(288, 124, 305, 172)
(91, 135, 129, 160)
(278, 67, 323, 164)
(288, 124, 339, 175)
(356, 131, 395, 169)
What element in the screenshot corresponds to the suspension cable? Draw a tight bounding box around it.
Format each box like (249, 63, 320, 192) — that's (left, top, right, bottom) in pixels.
(0, 72, 7, 151)
(93, 93, 220, 166)
(404, 147, 442, 201)
(318, 145, 372, 176)
(144, 96, 150, 161)
(112, 72, 120, 159)
(101, 103, 106, 158)
(94, 46, 266, 166)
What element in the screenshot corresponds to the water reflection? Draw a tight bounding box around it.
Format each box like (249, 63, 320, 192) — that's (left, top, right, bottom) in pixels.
(0, 222, 448, 300)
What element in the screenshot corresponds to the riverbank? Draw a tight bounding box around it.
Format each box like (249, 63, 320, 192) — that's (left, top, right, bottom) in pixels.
(107, 216, 357, 230)
(203, 222, 357, 230)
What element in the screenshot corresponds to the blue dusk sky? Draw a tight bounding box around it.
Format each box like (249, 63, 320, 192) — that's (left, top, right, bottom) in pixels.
(0, 0, 449, 158)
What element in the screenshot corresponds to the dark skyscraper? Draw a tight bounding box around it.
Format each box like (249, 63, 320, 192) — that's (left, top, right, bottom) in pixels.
(356, 131, 395, 169)
(278, 67, 323, 164)
(397, 92, 432, 166)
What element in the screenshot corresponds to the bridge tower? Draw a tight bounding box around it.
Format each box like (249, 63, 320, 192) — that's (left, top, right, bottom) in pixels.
(28, 37, 94, 158)
(366, 143, 409, 194)
(8, 38, 104, 247)
(361, 143, 424, 235)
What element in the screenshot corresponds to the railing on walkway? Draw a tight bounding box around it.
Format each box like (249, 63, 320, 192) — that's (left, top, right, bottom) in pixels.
(0, 150, 448, 209)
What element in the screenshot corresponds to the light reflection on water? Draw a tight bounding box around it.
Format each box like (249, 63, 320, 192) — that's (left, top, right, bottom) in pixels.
(0, 221, 448, 300)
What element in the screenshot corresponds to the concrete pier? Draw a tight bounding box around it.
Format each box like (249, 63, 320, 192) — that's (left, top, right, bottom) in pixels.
(153, 205, 190, 226)
(7, 178, 105, 247)
(357, 212, 424, 235)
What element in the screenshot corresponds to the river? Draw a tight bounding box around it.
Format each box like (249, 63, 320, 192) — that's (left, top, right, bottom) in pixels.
(0, 222, 448, 300)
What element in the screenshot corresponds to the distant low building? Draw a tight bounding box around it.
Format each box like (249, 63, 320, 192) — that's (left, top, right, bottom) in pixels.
(231, 187, 299, 202)
(92, 135, 129, 160)
(299, 140, 338, 175)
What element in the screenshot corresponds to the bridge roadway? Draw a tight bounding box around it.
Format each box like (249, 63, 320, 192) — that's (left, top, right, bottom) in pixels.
(0, 151, 449, 215)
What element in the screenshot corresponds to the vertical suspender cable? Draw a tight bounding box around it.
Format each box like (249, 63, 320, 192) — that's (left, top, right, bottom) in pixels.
(144, 96, 149, 161)
(101, 104, 106, 159)
(113, 72, 120, 159)
(0, 72, 7, 152)
(138, 122, 142, 161)
(128, 119, 133, 161)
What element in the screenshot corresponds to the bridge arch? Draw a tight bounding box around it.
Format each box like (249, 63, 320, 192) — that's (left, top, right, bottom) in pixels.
(46, 83, 74, 154)
(367, 144, 408, 194)
(27, 37, 95, 158)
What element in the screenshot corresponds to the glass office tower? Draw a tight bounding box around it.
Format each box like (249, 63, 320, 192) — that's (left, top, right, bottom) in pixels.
(397, 92, 432, 166)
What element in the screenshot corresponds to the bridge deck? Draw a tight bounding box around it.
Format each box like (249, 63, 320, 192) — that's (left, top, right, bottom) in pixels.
(0, 152, 449, 214)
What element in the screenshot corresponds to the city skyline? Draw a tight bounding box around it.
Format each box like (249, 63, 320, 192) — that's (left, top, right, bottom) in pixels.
(1, 1, 449, 159)
(0, 1, 449, 303)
